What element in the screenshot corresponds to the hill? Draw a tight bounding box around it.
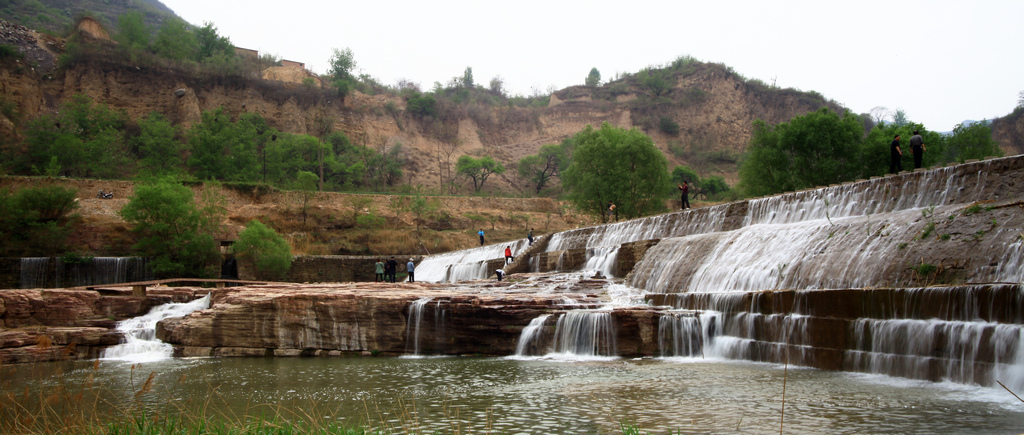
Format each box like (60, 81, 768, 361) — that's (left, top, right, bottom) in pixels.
(0, 0, 174, 36)
(0, 16, 852, 191)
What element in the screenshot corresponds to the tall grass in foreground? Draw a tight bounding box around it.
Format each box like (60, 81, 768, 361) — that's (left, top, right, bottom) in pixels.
(1, 361, 672, 434)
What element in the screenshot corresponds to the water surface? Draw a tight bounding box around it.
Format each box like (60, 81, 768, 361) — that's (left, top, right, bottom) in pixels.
(4, 356, 1021, 434)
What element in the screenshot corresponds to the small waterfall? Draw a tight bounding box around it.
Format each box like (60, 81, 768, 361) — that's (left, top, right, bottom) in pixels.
(404, 297, 447, 356)
(514, 314, 551, 356)
(19, 257, 152, 288)
(415, 239, 531, 282)
(19, 257, 51, 289)
(846, 318, 1024, 391)
(102, 294, 211, 362)
(549, 311, 617, 357)
(658, 313, 703, 357)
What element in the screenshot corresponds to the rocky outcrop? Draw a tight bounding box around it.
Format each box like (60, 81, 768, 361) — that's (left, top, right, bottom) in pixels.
(157, 278, 614, 357)
(0, 287, 206, 364)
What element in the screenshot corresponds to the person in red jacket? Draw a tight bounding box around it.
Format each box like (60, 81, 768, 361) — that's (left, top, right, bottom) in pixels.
(504, 246, 513, 264)
(678, 182, 691, 210)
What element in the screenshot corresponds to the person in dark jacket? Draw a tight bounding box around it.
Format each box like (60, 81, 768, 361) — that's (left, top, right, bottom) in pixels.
(385, 257, 398, 283)
(890, 134, 903, 174)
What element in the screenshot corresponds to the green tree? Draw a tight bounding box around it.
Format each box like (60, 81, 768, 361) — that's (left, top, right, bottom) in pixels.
(639, 68, 670, 96)
(0, 185, 79, 256)
(586, 67, 601, 87)
(295, 170, 319, 226)
(355, 211, 385, 252)
(945, 122, 1001, 163)
(19, 94, 128, 178)
(187, 108, 261, 181)
(119, 179, 223, 278)
(518, 143, 566, 194)
(409, 194, 439, 230)
(462, 66, 474, 88)
(328, 47, 356, 99)
(233, 220, 292, 280)
(738, 108, 864, 197)
(115, 11, 150, 51)
(135, 112, 183, 178)
(193, 22, 233, 62)
(562, 123, 672, 220)
(456, 155, 505, 193)
(153, 17, 197, 62)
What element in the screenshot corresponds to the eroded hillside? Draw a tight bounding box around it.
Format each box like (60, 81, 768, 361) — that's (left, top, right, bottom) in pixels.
(0, 18, 854, 191)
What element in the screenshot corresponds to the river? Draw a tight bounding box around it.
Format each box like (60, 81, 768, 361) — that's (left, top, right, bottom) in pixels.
(3, 356, 1021, 434)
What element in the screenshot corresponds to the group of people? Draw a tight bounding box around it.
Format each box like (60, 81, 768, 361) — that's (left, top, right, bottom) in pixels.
(374, 257, 416, 283)
(890, 130, 927, 174)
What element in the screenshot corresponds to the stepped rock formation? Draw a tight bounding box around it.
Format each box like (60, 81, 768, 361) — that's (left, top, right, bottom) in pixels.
(2, 156, 1024, 392)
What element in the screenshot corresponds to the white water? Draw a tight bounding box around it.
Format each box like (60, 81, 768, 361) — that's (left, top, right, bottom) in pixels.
(101, 294, 211, 362)
(549, 311, 617, 357)
(513, 314, 551, 356)
(415, 239, 531, 282)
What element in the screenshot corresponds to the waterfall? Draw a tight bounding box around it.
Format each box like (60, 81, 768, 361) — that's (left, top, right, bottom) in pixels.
(415, 239, 531, 282)
(102, 294, 211, 362)
(514, 314, 551, 356)
(549, 311, 617, 357)
(19, 257, 50, 289)
(19, 256, 152, 289)
(847, 318, 1024, 391)
(404, 297, 447, 356)
(658, 313, 703, 357)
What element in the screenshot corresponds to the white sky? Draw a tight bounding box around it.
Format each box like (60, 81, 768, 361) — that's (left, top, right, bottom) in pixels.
(160, 0, 1024, 132)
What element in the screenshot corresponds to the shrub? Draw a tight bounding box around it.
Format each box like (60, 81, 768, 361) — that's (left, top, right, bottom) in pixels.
(234, 220, 292, 280)
(659, 117, 680, 135)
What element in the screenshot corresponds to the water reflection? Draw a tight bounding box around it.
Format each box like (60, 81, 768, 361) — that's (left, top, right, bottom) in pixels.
(3, 357, 1021, 434)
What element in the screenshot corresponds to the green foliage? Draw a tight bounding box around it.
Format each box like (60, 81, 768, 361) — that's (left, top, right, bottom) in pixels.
(0, 185, 80, 256)
(115, 11, 149, 51)
(153, 17, 197, 62)
(461, 66, 474, 88)
(517, 143, 567, 194)
(328, 47, 356, 99)
(119, 178, 223, 278)
(406, 94, 438, 118)
(586, 67, 601, 87)
(739, 108, 864, 196)
(409, 194, 439, 230)
(18, 94, 129, 178)
(963, 203, 984, 216)
(295, 170, 319, 225)
(135, 112, 183, 178)
(193, 22, 234, 63)
(944, 122, 1002, 163)
(233, 220, 292, 280)
(637, 68, 670, 96)
(913, 262, 937, 277)
(659, 116, 680, 136)
(562, 123, 672, 220)
(187, 108, 261, 181)
(456, 155, 505, 193)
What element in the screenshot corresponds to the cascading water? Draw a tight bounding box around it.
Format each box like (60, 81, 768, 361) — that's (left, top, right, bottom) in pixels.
(415, 239, 531, 282)
(19, 256, 152, 289)
(548, 311, 617, 358)
(404, 297, 447, 356)
(102, 294, 211, 362)
(658, 313, 703, 357)
(513, 314, 551, 356)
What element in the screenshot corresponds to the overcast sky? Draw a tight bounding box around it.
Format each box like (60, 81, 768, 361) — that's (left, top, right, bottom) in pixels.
(160, 0, 1023, 132)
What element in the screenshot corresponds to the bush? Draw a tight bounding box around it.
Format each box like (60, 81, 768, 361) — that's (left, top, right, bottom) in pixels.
(234, 220, 292, 280)
(0, 185, 79, 256)
(119, 179, 223, 278)
(659, 117, 680, 135)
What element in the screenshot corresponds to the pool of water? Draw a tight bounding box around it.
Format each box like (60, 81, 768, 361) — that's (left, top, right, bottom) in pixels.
(3, 356, 1022, 434)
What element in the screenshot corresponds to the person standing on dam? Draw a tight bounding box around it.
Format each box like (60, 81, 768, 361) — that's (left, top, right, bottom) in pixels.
(890, 134, 903, 173)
